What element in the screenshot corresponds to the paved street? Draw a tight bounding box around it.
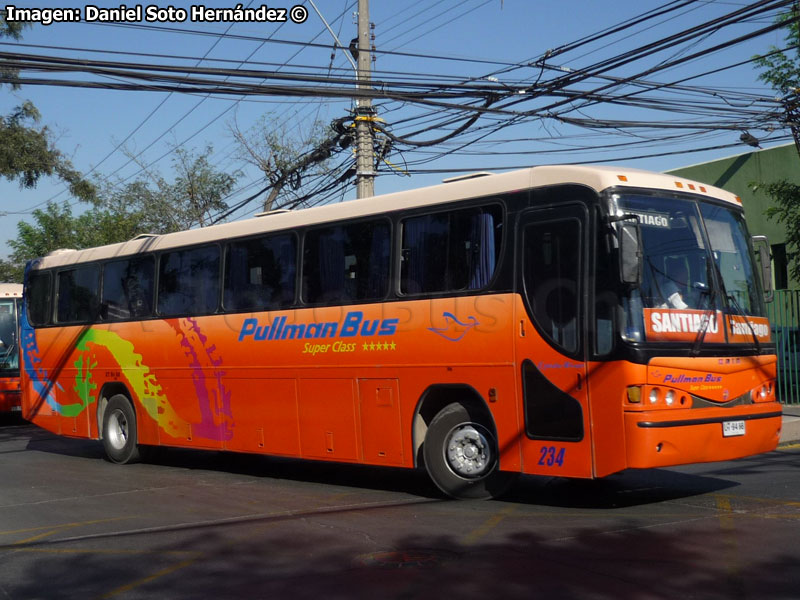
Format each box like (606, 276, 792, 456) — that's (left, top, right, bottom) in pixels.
(2, 420, 800, 599)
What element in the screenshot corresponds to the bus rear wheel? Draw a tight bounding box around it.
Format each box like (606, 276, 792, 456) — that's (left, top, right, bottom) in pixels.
(423, 402, 514, 500)
(102, 395, 141, 464)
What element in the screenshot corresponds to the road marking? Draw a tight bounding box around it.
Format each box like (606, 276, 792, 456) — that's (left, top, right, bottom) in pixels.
(715, 494, 744, 597)
(0, 517, 134, 548)
(715, 495, 735, 528)
(98, 558, 198, 600)
(14, 547, 196, 557)
(461, 505, 516, 546)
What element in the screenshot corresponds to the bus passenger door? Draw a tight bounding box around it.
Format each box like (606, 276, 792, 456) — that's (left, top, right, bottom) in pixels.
(516, 204, 593, 478)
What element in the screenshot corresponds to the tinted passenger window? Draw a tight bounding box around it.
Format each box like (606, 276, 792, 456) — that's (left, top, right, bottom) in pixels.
(102, 256, 155, 321)
(224, 234, 296, 311)
(400, 205, 502, 294)
(26, 271, 52, 327)
(303, 220, 390, 304)
(158, 245, 220, 316)
(56, 265, 101, 323)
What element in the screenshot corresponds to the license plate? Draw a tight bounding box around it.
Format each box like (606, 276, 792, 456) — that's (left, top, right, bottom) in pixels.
(723, 420, 746, 437)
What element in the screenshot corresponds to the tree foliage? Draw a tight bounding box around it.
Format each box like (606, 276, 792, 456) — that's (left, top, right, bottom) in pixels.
(96, 146, 240, 233)
(0, 9, 28, 87)
(764, 181, 800, 282)
(0, 201, 134, 282)
(0, 145, 239, 282)
(0, 12, 96, 201)
(757, 4, 800, 283)
(754, 3, 800, 96)
(0, 102, 96, 201)
(230, 114, 336, 211)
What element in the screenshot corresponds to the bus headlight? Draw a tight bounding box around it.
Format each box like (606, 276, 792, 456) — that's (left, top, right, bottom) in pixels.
(649, 388, 660, 404)
(751, 381, 776, 402)
(665, 390, 675, 405)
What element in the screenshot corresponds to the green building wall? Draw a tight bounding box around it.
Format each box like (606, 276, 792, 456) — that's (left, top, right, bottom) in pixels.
(667, 143, 800, 289)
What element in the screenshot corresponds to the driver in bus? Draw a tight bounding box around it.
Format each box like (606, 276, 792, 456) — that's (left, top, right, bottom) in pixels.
(0, 311, 13, 350)
(657, 257, 691, 310)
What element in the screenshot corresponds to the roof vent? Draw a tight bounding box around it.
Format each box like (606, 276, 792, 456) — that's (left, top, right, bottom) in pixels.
(46, 248, 77, 257)
(442, 172, 494, 184)
(255, 209, 290, 217)
(131, 233, 159, 240)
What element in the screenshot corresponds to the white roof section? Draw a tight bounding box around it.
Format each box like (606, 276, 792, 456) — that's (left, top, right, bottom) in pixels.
(31, 164, 741, 271)
(0, 283, 22, 297)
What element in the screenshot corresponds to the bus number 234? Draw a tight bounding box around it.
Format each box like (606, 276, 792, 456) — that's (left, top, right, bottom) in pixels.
(538, 446, 566, 467)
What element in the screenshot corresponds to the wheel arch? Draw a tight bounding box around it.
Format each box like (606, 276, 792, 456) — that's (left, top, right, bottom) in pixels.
(412, 384, 495, 469)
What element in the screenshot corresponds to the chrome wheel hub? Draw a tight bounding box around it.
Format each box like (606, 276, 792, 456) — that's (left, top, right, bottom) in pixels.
(445, 424, 492, 479)
(107, 410, 129, 451)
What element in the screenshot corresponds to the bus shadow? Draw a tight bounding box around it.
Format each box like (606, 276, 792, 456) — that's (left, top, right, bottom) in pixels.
(113, 445, 743, 508)
(20, 424, 106, 459)
(0, 413, 26, 427)
(144, 446, 445, 499)
(506, 468, 738, 509)
(19, 424, 739, 509)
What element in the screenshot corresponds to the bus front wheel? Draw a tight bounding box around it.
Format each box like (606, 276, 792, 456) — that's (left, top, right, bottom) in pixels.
(102, 395, 141, 464)
(423, 402, 514, 500)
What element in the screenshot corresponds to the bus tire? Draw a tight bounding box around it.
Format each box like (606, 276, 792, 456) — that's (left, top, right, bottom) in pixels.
(102, 395, 141, 464)
(423, 402, 514, 500)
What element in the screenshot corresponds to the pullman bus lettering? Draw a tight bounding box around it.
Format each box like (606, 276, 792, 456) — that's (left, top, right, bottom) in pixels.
(663, 373, 723, 384)
(238, 310, 399, 342)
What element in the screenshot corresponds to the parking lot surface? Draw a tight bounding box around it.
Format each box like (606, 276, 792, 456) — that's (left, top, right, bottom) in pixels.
(3, 420, 800, 599)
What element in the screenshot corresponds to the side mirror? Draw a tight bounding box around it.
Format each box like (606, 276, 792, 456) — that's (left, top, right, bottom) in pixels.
(752, 235, 773, 302)
(619, 221, 642, 285)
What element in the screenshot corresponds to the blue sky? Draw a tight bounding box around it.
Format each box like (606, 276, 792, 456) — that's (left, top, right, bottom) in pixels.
(0, 0, 793, 259)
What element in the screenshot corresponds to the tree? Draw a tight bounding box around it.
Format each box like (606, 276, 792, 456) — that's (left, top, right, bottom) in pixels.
(0, 201, 133, 282)
(754, 1, 799, 155)
(97, 145, 240, 233)
(756, 3, 800, 283)
(230, 114, 338, 212)
(764, 181, 800, 282)
(0, 11, 96, 201)
(0, 145, 240, 282)
(754, 2, 800, 96)
(0, 102, 96, 201)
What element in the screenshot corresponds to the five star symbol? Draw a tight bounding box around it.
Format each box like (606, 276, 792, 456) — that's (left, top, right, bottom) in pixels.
(362, 340, 397, 351)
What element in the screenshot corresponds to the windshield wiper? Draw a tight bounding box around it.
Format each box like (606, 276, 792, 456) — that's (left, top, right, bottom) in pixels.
(726, 292, 761, 351)
(691, 293, 715, 357)
(691, 261, 718, 357)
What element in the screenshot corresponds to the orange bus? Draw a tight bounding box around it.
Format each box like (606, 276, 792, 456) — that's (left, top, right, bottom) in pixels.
(20, 165, 781, 498)
(0, 283, 23, 417)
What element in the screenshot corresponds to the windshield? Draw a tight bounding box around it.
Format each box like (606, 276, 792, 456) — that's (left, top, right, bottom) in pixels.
(0, 298, 19, 373)
(615, 193, 768, 346)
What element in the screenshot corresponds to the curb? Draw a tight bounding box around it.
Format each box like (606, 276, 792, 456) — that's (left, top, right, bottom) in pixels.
(780, 411, 800, 447)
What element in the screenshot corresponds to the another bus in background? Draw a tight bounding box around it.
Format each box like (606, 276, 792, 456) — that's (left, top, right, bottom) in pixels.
(0, 283, 23, 417)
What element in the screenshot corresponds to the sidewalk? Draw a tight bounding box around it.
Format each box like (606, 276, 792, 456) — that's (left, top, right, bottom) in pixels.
(781, 404, 800, 446)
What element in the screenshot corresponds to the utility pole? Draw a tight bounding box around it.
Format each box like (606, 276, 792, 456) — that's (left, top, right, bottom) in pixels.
(355, 0, 375, 198)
